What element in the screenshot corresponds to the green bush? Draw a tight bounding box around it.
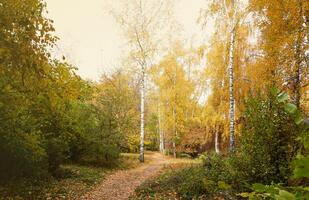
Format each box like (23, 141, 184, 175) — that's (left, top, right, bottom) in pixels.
(134, 166, 210, 199)
(46, 138, 69, 176)
(201, 153, 248, 194)
(82, 143, 120, 166)
(240, 102, 309, 200)
(0, 131, 48, 180)
(135, 152, 244, 199)
(238, 91, 301, 184)
(0, 0, 133, 181)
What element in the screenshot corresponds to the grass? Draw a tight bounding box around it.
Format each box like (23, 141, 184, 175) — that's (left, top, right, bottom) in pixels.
(132, 155, 244, 200)
(131, 158, 202, 200)
(0, 153, 140, 199)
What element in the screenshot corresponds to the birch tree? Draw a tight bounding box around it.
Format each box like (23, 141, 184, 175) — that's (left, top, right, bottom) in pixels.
(249, 0, 309, 109)
(224, 0, 239, 152)
(201, 0, 249, 152)
(158, 102, 165, 153)
(151, 47, 194, 157)
(111, 0, 172, 162)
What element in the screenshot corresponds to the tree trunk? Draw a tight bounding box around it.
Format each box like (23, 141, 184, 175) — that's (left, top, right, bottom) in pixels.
(215, 126, 220, 154)
(139, 67, 145, 162)
(158, 104, 164, 153)
(172, 63, 178, 158)
(292, 0, 304, 108)
(172, 106, 177, 158)
(228, 28, 236, 153)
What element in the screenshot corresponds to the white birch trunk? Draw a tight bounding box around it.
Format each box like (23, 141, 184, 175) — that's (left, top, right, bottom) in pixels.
(172, 64, 177, 158)
(293, 0, 304, 108)
(215, 126, 220, 154)
(228, 28, 236, 152)
(158, 104, 164, 153)
(172, 106, 176, 158)
(139, 67, 145, 162)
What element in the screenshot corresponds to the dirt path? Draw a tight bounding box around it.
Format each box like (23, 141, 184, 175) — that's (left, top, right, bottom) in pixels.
(81, 152, 170, 200)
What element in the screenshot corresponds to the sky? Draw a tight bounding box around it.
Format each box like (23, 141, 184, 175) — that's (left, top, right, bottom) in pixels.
(45, 0, 207, 81)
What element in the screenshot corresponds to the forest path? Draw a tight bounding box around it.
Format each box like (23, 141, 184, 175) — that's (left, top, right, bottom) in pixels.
(81, 152, 170, 200)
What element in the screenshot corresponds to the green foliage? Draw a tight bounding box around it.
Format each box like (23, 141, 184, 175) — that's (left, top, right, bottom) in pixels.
(238, 90, 301, 184)
(0, 0, 137, 179)
(201, 152, 248, 194)
(0, 153, 140, 199)
(145, 113, 160, 151)
(0, 131, 48, 179)
(239, 183, 309, 199)
(240, 91, 309, 199)
(46, 138, 69, 176)
(0, 0, 57, 178)
(134, 166, 210, 200)
(0, 164, 107, 199)
(135, 153, 243, 199)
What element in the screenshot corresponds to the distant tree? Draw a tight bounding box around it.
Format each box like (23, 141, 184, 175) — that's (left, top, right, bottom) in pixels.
(111, 0, 173, 162)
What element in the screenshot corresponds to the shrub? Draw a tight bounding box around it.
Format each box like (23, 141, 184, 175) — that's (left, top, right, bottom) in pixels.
(46, 138, 69, 176)
(134, 166, 210, 200)
(135, 152, 244, 199)
(238, 91, 301, 184)
(201, 152, 248, 193)
(79, 141, 120, 166)
(0, 131, 48, 180)
(240, 103, 309, 200)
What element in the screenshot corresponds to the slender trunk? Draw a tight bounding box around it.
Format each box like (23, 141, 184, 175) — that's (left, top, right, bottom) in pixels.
(293, 0, 303, 108)
(158, 104, 164, 153)
(139, 67, 145, 162)
(172, 64, 177, 158)
(172, 141, 176, 158)
(172, 106, 177, 158)
(228, 27, 236, 153)
(215, 126, 220, 154)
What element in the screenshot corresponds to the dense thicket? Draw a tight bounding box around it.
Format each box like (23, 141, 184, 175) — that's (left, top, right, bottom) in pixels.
(0, 0, 141, 179)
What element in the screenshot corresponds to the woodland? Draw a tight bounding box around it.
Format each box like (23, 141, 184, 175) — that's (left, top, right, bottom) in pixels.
(0, 0, 308, 199)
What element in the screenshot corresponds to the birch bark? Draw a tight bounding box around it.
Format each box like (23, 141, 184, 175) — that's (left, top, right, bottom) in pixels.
(215, 126, 220, 154)
(139, 67, 145, 162)
(228, 28, 236, 152)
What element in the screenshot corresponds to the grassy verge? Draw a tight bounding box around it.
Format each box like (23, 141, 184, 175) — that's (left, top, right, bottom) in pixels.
(0, 153, 140, 199)
(131, 159, 204, 200)
(133, 153, 259, 200)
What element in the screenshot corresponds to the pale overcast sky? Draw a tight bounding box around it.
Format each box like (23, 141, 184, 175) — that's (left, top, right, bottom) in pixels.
(45, 0, 208, 80)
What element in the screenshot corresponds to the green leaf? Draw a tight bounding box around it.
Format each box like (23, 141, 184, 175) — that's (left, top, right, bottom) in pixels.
(293, 111, 304, 125)
(284, 103, 297, 114)
(203, 179, 215, 187)
(271, 87, 280, 96)
(302, 187, 309, 192)
(275, 189, 295, 200)
(218, 181, 231, 190)
(252, 183, 267, 192)
(294, 115, 304, 125)
(293, 157, 309, 178)
(277, 92, 289, 103)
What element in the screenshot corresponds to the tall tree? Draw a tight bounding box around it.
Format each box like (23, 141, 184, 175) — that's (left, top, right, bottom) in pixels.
(249, 0, 309, 108)
(201, 0, 249, 152)
(151, 47, 194, 157)
(111, 0, 173, 162)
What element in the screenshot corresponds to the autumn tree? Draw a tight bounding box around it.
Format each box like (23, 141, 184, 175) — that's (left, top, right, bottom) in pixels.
(111, 0, 173, 162)
(151, 45, 195, 157)
(249, 0, 309, 108)
(200, 0, 250, 152)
